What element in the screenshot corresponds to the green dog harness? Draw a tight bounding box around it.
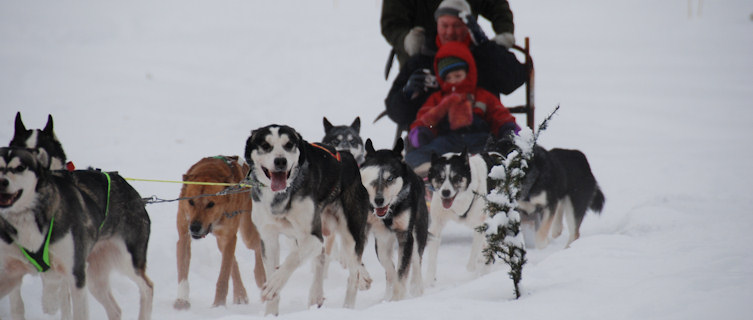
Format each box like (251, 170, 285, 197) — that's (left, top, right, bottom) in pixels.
(18, 171, 112, 272)
(18, 217, 54, 272)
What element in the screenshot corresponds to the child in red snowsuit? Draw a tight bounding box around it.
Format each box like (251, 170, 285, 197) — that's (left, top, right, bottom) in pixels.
(406, 41, 519, 173)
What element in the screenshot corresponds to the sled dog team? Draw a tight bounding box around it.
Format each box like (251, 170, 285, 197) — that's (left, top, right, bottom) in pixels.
(0, 112, 604, 318)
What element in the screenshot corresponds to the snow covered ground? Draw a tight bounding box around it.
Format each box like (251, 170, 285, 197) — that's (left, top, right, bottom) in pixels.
(1, 0, 753, 319)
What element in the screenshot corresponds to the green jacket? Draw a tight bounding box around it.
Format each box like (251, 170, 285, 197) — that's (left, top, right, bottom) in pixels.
(381, 0, 514, 66)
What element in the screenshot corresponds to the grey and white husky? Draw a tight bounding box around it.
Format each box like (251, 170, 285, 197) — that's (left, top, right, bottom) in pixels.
(4, 112, 153, 320)
(359, 138, 428, 300)
(0, 147, 153, 320)
(10, 112, 68, 171)
(322, 117, 365, 165)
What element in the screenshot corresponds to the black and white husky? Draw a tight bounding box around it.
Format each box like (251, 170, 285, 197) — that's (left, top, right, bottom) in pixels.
(244, 124, 371, 315)
(424, 149, 493, 285)
(10, 112, 69, 171)
(0, 147, 153, 320)
(516, 145, 605, 248)
(322, 117, 365, 165)
(360, 138, 428, 300)
(5, 112, 154, 319)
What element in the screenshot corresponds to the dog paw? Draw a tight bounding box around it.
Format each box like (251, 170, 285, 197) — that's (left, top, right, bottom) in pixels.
(173, 299, 191, 310)
(466, 261, 478, 272)
(390, 283, 406, 301)
(410, 285, 424, 297)
(308, 293, 325, 308)
(261, 271, 287, 302)
(233, 294, 249, 305)
(424, 275, 437, 287)
(357, 266, 372, 291)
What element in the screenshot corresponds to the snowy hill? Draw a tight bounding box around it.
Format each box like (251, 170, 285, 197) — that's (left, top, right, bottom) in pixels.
(1, 0, 753, 319)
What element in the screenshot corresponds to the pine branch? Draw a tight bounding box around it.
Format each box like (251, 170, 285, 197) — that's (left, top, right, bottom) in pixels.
(482, 105, 560, 299)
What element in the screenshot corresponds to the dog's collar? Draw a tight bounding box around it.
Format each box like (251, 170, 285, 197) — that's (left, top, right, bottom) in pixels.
(17, 216, 54, 273)
(223, 210, 249, 219)
(459, 194, 478, 219)
(211, 155, 239, 169)
(310, 143, 341, 162)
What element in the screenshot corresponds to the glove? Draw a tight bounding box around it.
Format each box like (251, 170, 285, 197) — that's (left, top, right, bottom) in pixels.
(403, 27, 425, 56)
(493, 32, 515, 49)
(408, 126, 434, 148)
(496, 122, 521, 138)
(402, 69, 438, 100)
(461, 13, 488, 45)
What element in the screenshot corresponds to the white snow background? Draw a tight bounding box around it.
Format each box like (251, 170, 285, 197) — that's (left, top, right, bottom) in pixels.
(2, 0, 753, 319)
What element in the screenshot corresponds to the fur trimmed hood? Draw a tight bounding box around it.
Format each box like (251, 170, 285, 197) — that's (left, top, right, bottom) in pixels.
(433, 41, 477, 95)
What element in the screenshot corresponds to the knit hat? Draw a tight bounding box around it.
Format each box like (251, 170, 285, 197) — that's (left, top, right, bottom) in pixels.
(434, 0, 472, 21)
(437, 56, 468, 79)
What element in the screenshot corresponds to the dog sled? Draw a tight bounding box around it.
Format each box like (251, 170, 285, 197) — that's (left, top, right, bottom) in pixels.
(379, 37, 535, 147)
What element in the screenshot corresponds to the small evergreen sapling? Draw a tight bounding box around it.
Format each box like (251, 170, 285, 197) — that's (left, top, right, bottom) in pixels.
(479, 106, 559, 299)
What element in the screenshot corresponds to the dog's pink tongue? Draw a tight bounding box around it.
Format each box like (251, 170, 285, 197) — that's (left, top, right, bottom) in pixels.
(374, 206, 389, 217)
(270, 172, 287, 192)
(442, 198, 454, 209)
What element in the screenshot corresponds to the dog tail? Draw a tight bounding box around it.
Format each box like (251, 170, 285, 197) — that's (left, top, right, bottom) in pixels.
(590, 185, 605, 214)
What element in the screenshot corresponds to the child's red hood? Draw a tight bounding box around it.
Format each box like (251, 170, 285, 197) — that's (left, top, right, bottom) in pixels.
(434, 41, 477, 95)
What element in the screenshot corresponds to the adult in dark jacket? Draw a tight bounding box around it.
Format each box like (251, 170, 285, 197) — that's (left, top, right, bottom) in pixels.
(384, 0, 527, 130)
(381, 0, 516, 66)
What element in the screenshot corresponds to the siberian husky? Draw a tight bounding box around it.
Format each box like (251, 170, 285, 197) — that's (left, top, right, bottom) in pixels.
(424, 149, 493, 285)
(360, 138, 428, 300)
(0, 147, 153, 320)
(322, 117, 365, 165)
(244, 124, 371, 315)
(516, 145, 605, 248)
(10, 112, 69, 171)
(7, 112, 153, 319)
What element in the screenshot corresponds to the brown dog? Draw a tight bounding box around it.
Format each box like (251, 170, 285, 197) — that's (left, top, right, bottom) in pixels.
(173, 156, 265, 309)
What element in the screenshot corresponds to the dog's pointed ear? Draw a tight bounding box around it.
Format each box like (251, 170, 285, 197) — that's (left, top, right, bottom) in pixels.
(14, 111, 27, 135)
(244, 130, 258, 165)
(43, 114, 54, 135)
(323, 117, 333, 133)
(296, 129, 307, 165)
(393, 138, 404, 156)
(430, 152, 439, 165)
(365, 138, 375, 156)
(460, 147, 469, 163)
(351, 117, 361, 133)
(35, 147, 51, 170)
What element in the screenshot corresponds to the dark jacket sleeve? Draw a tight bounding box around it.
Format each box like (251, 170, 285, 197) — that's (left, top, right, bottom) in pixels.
(381, 0, 415, 53)
(471, 0, 514, 34)
(473, 42, 527, 96)
(384, 54, 436, 128)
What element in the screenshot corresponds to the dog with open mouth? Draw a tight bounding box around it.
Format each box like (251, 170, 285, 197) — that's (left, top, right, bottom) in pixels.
(6, 113, 154, 320)
(173, 155, 265, 310)
(0, 147, 153, 320)
(244, 124, 372, 316)
(424, 149, 494, 286)
(359, 138, 428, 301)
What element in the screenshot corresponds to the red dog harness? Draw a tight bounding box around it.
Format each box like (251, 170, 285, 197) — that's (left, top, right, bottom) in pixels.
(310, 143, 341, 162)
